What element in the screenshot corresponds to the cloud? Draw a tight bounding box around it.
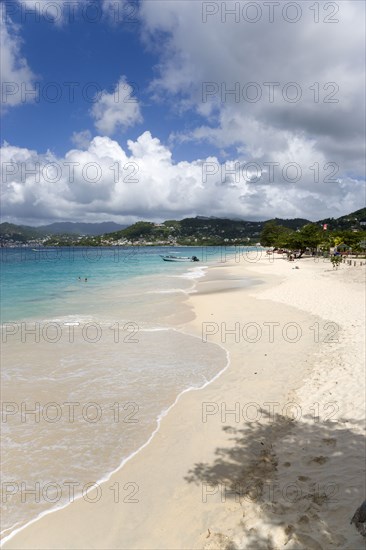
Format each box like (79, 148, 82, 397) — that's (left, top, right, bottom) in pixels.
(71, 130, 92, 149)
(101, 0, 128, 22)
(91, 77, 143, 136)
(1, 132, 364, 225)
(14, 1, 127, 25)
(1, 2, 364, 224)
(0, 5, 36, 110)
(14, 1, 86, 25)
(140, 0, 365, 179)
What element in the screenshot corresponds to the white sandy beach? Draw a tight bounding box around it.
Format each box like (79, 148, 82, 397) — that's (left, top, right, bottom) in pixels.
(3, 255, 365, 550)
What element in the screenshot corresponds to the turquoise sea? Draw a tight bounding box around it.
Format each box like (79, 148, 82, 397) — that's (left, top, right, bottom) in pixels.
(0, 245, 257, 541)
(0, 245, 249, 322)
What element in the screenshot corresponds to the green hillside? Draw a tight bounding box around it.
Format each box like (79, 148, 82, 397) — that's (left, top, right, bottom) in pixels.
(1, 208, 365, 246)
(0, 223, 42, 242)
(318, 207, 366, 231)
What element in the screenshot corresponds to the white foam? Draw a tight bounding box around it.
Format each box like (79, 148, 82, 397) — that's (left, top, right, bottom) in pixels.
(1, 333, 230, 546)
(146, 289, 188, 295)
(176, 265, 209, 280)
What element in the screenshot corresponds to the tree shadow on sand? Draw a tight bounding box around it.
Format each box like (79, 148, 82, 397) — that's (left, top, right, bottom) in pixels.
(185, 409, 366, 549)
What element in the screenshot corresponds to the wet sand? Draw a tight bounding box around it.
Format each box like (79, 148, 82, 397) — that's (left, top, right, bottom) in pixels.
(3, 256, 365, 549)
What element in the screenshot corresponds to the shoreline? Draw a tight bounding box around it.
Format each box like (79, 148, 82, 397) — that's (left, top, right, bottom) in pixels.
(1, 333, 230, 546)
(3, 256, 365, 549)
(0, 261, 226, 543)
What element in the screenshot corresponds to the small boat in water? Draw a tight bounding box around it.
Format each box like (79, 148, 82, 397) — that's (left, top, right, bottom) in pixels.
(160, 255, 199, 262)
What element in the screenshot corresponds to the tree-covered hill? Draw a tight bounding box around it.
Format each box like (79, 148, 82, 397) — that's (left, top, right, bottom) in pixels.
(1, 208, 365, 246)
(260, 208, 366, 256)
(0, 223, 42, 242)
(318, 207, 366, 231)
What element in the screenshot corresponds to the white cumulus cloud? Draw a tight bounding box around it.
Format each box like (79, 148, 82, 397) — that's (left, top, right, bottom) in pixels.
(71, 130, 92, 149)
(91, 77, 143, 136)
(140, 0, 365, 180)
(1, 132, 364, 225)
(0, 6, 36, 110)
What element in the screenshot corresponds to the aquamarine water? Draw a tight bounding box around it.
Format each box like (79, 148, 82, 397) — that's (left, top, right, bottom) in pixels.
(0, 245, 256, 541)
(0, 246, 242, 322)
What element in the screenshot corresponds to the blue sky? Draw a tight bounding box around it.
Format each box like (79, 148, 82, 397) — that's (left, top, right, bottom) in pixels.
(2, 1, 219, 162)
(1, 0, 365, 224)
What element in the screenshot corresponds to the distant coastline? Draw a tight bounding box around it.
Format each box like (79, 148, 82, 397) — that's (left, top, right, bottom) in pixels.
(1, 207, 365, 248)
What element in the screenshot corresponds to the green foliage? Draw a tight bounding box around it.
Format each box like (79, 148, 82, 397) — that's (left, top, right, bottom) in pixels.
(287, 224, 323, 253)
(260, 223, 323, 256)
(2, 208, 365, 247)
(319, 207, 366, 231)
(105, 222, 155, 241)
(330, 255, 342, 269)
(163, 220, 181, 230)
(260, 222, 291, 247)
(122, 222, 154, 239)
(336, 230, 366, 250)
(0, 223, 42, 241)
(266, 217, 311, 231)
(319, 229, 366, 253)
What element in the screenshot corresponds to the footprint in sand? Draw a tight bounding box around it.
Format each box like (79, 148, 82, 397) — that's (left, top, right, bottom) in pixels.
(322, 437, 337, 447)
(295, 533, 323, 549)
(309, 456, 328, 465)
(298, 515, 310, 525)
(203, 533, 236, 550)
